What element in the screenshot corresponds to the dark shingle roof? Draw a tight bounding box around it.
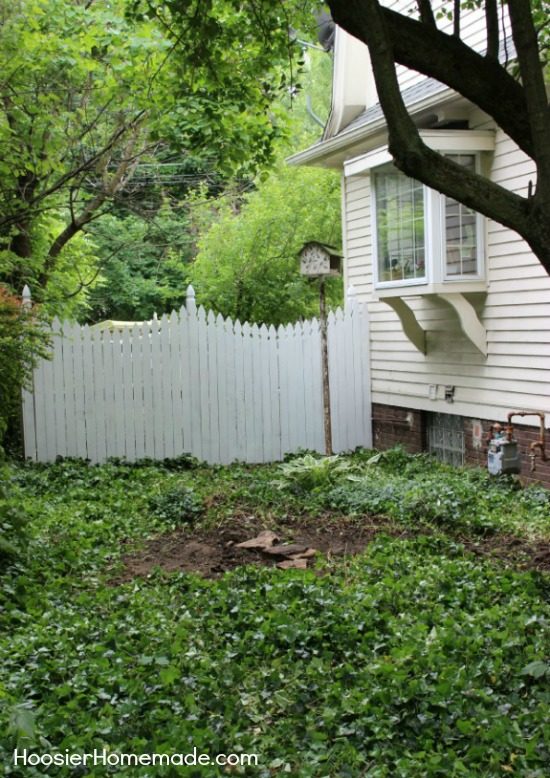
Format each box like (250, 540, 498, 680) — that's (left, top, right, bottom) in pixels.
(341, 35, 516, 136)
(342, 78, 449, 134)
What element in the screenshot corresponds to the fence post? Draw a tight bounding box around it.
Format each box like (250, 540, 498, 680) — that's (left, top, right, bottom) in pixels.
(22, 284, 32, 310)
(319, 278, 332, 456)
(186, 284, 196, 313)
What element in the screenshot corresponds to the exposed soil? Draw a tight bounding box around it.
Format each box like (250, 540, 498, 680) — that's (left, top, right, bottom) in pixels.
(459, 532, 550, 574)
(110, 513, 550, 583)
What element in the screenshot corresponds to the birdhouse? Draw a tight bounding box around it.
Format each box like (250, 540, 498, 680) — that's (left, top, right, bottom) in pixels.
(299, 241, 342, 278)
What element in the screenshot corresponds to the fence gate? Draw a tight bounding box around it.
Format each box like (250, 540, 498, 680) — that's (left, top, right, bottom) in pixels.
(22, 289, 371, 464)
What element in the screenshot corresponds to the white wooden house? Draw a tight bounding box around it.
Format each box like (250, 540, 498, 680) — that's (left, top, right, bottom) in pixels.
(289, 1, 550, 483)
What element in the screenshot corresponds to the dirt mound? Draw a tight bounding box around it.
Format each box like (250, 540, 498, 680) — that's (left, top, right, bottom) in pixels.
(110, 514, 550, 584)
(111, 515, 402, 582)
(460, 533, 550, 573)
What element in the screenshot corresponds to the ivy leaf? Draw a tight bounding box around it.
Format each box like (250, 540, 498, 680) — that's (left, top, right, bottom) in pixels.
(9, 705, 36, 742)
(159, 665, 180, 686)
(520, 660, 548, 678)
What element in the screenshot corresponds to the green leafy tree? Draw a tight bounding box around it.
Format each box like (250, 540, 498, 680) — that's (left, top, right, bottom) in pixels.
(187, 41, 342, 326)
(84, 37, 338, 326)
(0, 0, 295, 308)
(85, 201, 194, 321)
(188, 162, 342, 326)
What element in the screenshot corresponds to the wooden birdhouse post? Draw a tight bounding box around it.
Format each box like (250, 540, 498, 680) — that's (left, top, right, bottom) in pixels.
(298, 242, 343, 456)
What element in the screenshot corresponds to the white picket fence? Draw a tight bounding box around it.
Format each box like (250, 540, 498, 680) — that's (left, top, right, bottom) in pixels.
(22, 289, 371, 464)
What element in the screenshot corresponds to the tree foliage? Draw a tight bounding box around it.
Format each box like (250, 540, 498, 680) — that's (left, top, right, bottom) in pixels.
(189, 161, 342, 326)
(183, 39, 341, 327)
(85, 201, 194, 321)
(0, 0, 296, 306)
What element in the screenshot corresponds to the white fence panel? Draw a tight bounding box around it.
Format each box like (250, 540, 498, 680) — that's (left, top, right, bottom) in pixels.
(22, 289, 372, 464)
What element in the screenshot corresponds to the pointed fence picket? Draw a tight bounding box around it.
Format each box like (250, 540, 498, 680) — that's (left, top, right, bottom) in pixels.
(22, 289, 371, 464)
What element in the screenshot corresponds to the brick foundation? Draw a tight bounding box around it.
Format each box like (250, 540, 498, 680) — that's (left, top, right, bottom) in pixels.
(464, 416, 550, 488)
(372, 403, 424, 455)
(372, 403, 550, 489)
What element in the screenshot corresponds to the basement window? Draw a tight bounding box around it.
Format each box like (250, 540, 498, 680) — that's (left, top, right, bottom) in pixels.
(427, 412, 465, 466)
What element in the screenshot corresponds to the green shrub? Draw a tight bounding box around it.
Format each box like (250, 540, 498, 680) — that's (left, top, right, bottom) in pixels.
(277, 453, 353, 491)
(325, 447, 550, 536)
(147, 484, 203, 525)
(0, 466, 28, 561)
(0, 286, 50, 447)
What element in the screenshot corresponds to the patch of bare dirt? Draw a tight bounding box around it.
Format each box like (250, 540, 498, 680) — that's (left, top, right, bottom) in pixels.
(110, 514, 550, 584)
(111, 515, 407, 583)
(459, 533, 550, 573)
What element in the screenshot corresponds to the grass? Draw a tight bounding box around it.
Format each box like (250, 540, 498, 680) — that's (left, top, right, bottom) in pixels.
(1, 449, 549, 777)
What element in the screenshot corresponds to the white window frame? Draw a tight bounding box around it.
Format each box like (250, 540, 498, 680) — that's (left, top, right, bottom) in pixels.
(372, 166, 430, 290)
(372, 156, 485, 291)
(438, 155, 486, 284)
(343, 130, 494, 295)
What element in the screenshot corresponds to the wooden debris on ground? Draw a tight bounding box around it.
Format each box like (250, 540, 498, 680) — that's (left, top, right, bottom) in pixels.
(276, 559, 308, 570)
(262, 543, 310, 558)
(236, 532, 319, 569)
(235, 530, 279, 550)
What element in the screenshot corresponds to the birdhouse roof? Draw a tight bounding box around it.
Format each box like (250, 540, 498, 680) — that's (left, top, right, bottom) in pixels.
(299, 241, 343, 258)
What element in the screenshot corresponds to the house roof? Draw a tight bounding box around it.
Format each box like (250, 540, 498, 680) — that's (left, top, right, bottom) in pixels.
(287, 77, 457, 169)
(342, 77, 449, 134)
(288, 27, 518, 172)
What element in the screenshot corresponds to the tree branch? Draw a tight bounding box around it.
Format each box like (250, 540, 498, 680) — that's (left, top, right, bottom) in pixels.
(485, 0, 499, 61)
(382, 7, 536, 159)
(0, 111, 146, 234)
(328, 2, 537, 160)
(40, 124, 145, 286)
(416, 0, 436, 27)
(453, 0, 460, 38)
(508, 0, 550, 205)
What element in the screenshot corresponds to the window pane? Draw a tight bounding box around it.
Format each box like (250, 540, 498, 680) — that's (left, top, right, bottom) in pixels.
(445, 155, 479, 276)
(375, 170, 425, 283)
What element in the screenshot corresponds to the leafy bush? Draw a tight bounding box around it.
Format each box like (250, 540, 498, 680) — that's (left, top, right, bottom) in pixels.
(325, 447, 550, 537)
(277, 453, 353, 491)
(0, 466, 28, 561)
(147, 484, 203, 525)
(0, 286, 50, 446)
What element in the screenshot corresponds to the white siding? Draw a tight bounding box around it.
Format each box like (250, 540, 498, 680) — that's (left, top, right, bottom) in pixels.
(378, 1, 509, 96)
(342, 126, 550, 426)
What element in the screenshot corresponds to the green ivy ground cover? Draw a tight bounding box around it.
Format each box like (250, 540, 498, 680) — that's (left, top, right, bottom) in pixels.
(1, 451, 549, 777)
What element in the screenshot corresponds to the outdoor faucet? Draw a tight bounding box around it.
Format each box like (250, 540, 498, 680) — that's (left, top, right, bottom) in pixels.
(529, 441, 546, 472)
(507, 411, 547, 473)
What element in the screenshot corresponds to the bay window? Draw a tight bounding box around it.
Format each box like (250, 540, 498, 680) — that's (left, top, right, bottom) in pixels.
(443, 154, 478, 278)
(372, 151, 485, 290)
(374, 171, 426, 283)
(343, 130, 494, 356)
